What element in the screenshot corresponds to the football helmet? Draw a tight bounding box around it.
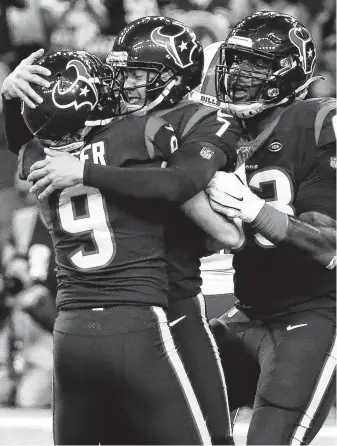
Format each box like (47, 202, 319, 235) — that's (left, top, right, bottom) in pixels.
(216, 11, 322, 118)
(106, 16, 204, 114)
(22, 51, 116, 148)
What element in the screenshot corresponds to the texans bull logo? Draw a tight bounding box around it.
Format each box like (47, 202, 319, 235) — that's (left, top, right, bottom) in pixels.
(289, 27, 316, 74)
(52, 60, 98, 110)
(151, 25, 198, 69)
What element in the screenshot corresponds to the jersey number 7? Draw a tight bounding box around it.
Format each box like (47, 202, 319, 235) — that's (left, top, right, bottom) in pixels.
(216, 110, 231, 137)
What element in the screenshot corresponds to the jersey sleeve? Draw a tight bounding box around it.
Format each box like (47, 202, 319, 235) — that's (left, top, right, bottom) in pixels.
(18, 138, 45, 180)
(167, 107, 240, 192)
(314, 98, 336, 149)
(83, 108, 240, 204)
(2, 97, 32, 154)
(146, 116, 175, 161)
(295, 143, 336, 219)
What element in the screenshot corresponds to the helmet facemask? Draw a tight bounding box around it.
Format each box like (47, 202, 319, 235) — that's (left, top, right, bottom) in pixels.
(84, 58, 122, 126)
(216, 45, 318, 119)
(106, 52, 181, 115)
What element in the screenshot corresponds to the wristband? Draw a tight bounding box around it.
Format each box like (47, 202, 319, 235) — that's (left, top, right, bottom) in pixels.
(249, 203, 289, 244)
(241, 193, 265, 223)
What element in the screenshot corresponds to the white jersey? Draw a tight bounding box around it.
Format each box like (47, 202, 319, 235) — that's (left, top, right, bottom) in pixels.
(189, 41, 224, 109)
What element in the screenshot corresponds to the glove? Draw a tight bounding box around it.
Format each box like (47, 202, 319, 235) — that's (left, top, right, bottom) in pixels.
(206, 171, 265, 222)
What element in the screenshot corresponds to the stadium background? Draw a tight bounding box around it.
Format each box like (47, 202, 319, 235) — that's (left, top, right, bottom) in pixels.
(0, 0, 335, 444)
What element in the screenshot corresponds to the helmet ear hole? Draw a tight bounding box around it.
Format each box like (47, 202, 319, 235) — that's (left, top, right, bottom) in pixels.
(160, 69, 173, 82)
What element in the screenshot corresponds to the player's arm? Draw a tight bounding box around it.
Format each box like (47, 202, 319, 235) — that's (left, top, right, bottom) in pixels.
(181, 191, 244, 249)
(84, 133, 228, 203)
(27, 110, 240, 203)
(207, 142, 336, 269)
(18, 139, 45, 179)
(1, 49, 51, 154)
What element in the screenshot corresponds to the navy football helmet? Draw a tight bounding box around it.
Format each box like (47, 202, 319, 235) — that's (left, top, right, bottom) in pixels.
(106, 16, 204, 114)
(216, 12, 322, 118)
(22, 51, 116, 148)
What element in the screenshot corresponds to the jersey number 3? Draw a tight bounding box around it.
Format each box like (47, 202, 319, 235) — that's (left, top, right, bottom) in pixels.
(249, 168, 294, 247)
(58, 186, 115, 270)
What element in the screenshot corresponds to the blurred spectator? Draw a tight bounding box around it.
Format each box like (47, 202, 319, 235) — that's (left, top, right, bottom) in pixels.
(161, 0, 232, 44)
(310, 0, 336, 98)
(161, 0, 251, 22)
(6, 0, 47, 62)
(251, 0, 311, 25)
(44, 0, 162, 59)
(48, 0, 104, 51)
(0, 115, 26, 254)
(0, 1, 26, 67)
(123, 0, 160, 24)
(0, 165, 56, 408)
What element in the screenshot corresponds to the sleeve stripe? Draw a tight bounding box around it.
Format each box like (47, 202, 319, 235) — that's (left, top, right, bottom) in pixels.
(144, 117, 168, 159)
(314, 100, 336, 146)
(181, 107, 215, 139)
(154, 102, 189, 119)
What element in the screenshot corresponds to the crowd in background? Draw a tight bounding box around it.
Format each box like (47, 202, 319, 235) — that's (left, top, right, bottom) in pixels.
(0, 0, 335, 408)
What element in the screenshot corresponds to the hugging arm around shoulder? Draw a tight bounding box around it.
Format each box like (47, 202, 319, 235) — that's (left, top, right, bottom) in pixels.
(18, 139, 45, 180)
(83, 142, 227, 204)
(2, 97, 32, 154)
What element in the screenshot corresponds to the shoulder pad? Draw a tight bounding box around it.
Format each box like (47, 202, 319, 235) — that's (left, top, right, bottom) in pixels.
(181, 104, 217, 138)
(144, 115, 177, 160)
(285, 98, 336, 148)
(313, 98, 336, 147)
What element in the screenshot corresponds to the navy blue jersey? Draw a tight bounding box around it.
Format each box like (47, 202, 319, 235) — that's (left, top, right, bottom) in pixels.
(152, 100, 240, 301)
(165, 209, 206, 301)
(233, 98, 336, 316)
(153, 99, 239, 175)
(22, 115, 175, 310)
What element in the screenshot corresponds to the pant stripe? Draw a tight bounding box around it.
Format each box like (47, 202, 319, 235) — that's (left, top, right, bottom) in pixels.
(151, 306, 211, 445)
(196, 293, 233, 436)
(291, 332, 337, 445)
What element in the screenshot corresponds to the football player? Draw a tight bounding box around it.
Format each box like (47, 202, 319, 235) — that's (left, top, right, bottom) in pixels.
(2, 17, 242, 445)
(2, 35, 243, 444)
(3, 48, 233, 445)
(198, 12, 335, 445)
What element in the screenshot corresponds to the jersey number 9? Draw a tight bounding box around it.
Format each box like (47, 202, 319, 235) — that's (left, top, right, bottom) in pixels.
(58, 185, 115, 270)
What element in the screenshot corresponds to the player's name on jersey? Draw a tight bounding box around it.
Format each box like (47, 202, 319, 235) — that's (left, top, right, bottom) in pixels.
(74, 141, 107, 165)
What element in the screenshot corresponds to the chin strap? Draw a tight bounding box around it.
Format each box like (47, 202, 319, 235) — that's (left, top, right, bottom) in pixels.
(45, 141, 85, 153)
(130, 78, 180, 116)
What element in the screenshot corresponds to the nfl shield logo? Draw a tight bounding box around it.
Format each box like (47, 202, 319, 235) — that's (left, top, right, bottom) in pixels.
(200, 147, 214, 160)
